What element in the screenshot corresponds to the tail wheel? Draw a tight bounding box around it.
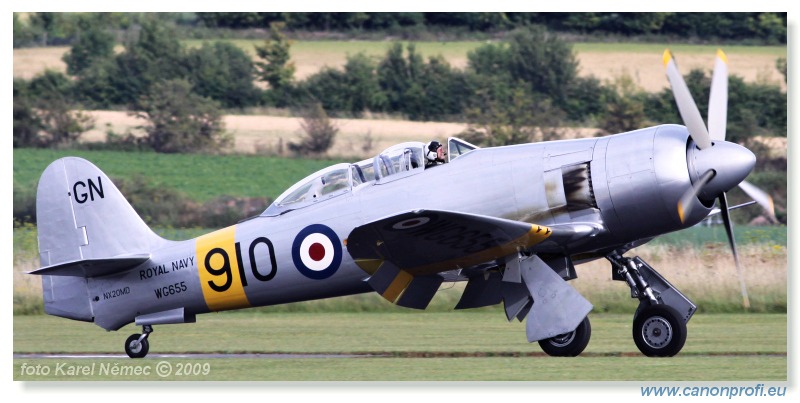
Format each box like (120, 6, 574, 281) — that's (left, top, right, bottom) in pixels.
(125, 334, 150, 359)
(538, 316, 591, 357)
(633, 305, 687, 357)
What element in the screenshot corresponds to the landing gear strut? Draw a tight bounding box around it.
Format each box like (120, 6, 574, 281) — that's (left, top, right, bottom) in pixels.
(607, 252, 695, 357)
(124, 325, 153, 359)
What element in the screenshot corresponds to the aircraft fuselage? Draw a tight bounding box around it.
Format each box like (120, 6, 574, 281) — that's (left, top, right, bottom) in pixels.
(85, 124, 709, 330)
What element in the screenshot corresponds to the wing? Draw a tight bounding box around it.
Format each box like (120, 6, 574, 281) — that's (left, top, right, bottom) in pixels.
(346, 209, 602, 308)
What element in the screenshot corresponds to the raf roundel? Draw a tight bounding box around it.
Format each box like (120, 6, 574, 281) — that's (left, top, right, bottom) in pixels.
(292, 224, 343, 280)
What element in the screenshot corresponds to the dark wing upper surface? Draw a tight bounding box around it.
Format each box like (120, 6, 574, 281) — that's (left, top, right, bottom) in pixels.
(346, 209, 599, 277)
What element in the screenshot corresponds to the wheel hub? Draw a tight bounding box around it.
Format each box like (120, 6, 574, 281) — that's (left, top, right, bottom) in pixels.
(128, 340, 142, 353)
(641, 316, 673, 348)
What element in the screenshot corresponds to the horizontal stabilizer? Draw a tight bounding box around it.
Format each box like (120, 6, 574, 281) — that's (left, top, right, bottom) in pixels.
(29, 254, 150, 278)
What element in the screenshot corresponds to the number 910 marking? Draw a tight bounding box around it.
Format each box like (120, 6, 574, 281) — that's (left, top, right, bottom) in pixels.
(196, 227, 277, 311)
(204, 237, 277, 292)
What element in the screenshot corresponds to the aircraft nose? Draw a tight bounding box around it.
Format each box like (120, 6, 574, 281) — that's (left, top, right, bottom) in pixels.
(688, 141, 756, 201)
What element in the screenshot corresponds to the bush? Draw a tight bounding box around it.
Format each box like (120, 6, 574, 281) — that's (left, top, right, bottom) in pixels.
(460, 87, 567, 146)
(289, 103, 338, 155)
(564, 76, 614, 123)
(183, 41, 262, 108)
(73, 57, 126, 107)
(103, 19, 187, 106)
(464, 25, 582, 122)
(504, 25, 578, 109)
(300, 53, 386, 117)
(404, 54, 470, 121)
(598, 72, 649, 134)
(13, 80, 43, 148)
(377, 42, 421, 113)
(13, 71, 94, 149)
(374, 43, 470, 120)
(133, 79, 230, 153)
(71, 19, 264, 110)
(62, 17, 115, 76)
(254, 22, 296, 101)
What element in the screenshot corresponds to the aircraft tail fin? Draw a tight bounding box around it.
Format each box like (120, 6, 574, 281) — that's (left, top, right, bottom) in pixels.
(35, 157, 167, 320)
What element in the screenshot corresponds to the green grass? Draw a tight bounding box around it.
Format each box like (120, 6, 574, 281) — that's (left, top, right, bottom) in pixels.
(12, 311, 787, 381)
(14, 148, 347, 202)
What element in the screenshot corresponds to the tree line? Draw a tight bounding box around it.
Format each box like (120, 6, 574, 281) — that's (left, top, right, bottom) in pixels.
(14, 12, 787, 47)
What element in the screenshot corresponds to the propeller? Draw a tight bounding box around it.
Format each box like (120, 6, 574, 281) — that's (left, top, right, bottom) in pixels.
(664, 49, 776, 222)
(738, 180, 777, 223)
(677, 170, 715, 224)
(718, 193, 750, 309)
(663, 49, 776, 310)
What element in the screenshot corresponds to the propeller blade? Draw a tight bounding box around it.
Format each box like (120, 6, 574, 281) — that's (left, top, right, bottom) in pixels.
(738, 180, 776, 222)
(678, 169, 715, 223)
(708, 49, 729, 142)
(718, 193, 751, 310)
(663, 49, 712, 150)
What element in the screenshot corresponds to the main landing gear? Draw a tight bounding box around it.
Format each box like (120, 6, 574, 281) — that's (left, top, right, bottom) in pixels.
(607, 252, 696, 357)
(124, 325, 153, 358)
(538, 316, 591, 357)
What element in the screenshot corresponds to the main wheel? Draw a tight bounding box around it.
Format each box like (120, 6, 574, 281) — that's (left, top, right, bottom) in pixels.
(125, 334, 149, 359)
(633, 305, 687, 357)
(538, 316, 591, 357)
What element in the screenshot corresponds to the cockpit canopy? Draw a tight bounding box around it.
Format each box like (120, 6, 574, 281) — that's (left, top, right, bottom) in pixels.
(262, 163, 364, 216)
(262, 138, 478, 216)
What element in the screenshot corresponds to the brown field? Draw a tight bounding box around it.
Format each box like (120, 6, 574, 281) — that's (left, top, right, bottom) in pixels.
(574, 51, 786, 92)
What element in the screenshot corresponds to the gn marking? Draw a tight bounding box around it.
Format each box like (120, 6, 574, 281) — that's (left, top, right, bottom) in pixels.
(72, 177, 104, 204)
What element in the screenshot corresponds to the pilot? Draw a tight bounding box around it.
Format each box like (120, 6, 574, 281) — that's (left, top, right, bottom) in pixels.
(425, 141, 446, 168)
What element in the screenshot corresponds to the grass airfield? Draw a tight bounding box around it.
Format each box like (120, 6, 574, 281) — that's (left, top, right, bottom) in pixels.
(13, 311, 786, 381)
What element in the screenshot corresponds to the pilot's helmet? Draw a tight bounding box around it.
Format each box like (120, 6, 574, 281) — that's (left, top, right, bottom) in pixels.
(426, 141, 442, 161)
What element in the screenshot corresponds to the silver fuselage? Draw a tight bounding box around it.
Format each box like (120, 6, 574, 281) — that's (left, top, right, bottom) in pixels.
(86, 124, 710, 330)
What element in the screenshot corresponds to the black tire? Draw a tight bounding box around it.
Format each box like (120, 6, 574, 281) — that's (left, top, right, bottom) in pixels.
(125, 334, 149, 359)
(633, 305, 687, 357)
(538, 316, 591, 357)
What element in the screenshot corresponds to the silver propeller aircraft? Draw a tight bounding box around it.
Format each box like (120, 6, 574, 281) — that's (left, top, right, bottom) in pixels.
(30, 50, 773, 358)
